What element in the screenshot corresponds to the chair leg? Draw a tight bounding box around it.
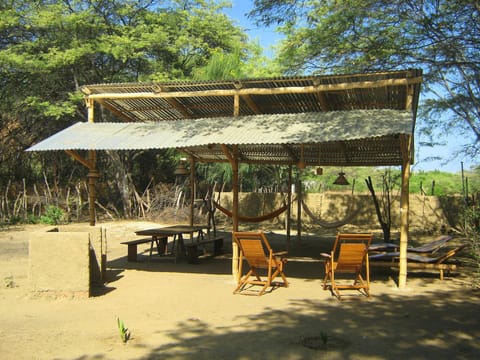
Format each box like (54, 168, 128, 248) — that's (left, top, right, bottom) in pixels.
(233, 269, 253, 294)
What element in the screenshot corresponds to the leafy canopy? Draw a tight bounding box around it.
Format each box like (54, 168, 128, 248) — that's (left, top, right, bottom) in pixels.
(249, 0, 480, 163)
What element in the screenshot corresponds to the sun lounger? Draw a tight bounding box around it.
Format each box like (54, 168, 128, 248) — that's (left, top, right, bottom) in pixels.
(368, 235, 453, 254)
(369, 243, 467, 280)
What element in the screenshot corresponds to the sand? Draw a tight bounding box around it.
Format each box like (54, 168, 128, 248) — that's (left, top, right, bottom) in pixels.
(0, 221, 479, 360)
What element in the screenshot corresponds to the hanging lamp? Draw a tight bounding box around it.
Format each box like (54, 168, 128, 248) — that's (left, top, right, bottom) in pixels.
(174, 158, 189, 176)
(333, 171, 349, 185)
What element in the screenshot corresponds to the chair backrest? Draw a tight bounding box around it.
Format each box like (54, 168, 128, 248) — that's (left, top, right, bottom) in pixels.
(336, 243, 369, 272)
(331, 233, 373, 257)
(232, 231, 272, 269)
(410, 235, 453, 253)
(433, 244, 467, 264)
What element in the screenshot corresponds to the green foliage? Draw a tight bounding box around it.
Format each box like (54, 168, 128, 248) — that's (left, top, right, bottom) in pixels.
(0, 0, 265, 216)
(300, 166, 479, 196)
(250, 0, 480, 160)
(39, 205, 65, 225)
(117, 318, 130, 343)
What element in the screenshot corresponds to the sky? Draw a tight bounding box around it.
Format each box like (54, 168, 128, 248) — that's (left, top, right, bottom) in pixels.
(223, 1, 477, 173)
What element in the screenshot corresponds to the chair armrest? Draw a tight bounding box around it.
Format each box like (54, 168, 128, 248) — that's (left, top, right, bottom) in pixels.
(274, 251, 288, 257)
(320, 252, 331, 259)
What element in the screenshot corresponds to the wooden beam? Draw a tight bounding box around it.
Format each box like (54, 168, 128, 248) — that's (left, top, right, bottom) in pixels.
(87, 98, 94, 122)
(241, 94, 262, 114)
(220, 144, 235, 164)
(96, 99, 137, 122)
(65, 150, 94, 169)
(233, 94, 240, 116)
(87, 77, 423, 101)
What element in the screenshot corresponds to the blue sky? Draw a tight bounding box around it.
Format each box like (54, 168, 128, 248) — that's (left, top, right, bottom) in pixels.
(223, 1, 477, 173)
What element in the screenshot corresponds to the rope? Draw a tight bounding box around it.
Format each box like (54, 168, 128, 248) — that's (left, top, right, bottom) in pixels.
(301, 199, 361, 229)
(213, 200, 290, 223)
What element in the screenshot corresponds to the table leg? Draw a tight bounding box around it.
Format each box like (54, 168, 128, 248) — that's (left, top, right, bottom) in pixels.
(152, 236, 168, 256)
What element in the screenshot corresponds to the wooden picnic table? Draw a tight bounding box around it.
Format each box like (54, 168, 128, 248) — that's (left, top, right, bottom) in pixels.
(133, 225, 207, 262)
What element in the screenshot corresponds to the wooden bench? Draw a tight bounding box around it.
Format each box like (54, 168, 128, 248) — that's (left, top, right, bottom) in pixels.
(121, 237, 167, 262)
(185, 237, 224, 264)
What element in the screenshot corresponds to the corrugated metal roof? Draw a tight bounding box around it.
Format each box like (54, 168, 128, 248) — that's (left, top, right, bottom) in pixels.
(27, 110, 412, 166)
(82, 69, 422, 122)
(28, 70, 422, 166)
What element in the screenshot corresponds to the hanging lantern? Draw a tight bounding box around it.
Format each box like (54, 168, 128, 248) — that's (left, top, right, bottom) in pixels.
(333, 171, 349, 185)
(174, 160, 189, 176)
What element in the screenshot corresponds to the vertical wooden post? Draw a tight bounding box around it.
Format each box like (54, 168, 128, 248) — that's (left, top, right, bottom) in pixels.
(233, 94, 240, 117)
(87, 98, 94, 123)
(296, 169, 302, 243)
(398, 134, 411, 288)
(232, 145, 240, 280)
(87, 150, 97, 226)
(189, 156, 195, 227)
(86, 96, 97, 226)
(286, 165, 292, 249)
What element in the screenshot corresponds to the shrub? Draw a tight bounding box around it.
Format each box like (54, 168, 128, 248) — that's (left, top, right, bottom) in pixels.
(39, 205, 65, 225)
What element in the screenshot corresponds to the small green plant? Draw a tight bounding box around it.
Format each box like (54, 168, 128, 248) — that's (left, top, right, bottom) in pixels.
(39, 205, 64, 225)
(4, 275, 14, 288)
(117, 318, 130, 343)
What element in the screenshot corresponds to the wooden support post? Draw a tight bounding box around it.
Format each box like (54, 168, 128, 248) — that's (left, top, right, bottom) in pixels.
(287, 165, 292, 249)
(189, 156, 195, 227)
(399, 134, 412, 288)
(233, 94, 240, 116)
(296, 169, 302, 243)
(87, 98, 94, 123)
(232, 145, 239, 280)
(87, 150, 98, 226)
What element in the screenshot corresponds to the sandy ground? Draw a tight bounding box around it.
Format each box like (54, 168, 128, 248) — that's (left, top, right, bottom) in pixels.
(0, 221, 479, 360)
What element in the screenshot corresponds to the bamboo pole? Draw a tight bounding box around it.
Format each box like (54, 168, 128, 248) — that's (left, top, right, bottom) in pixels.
(87, 150, 98, 226)
(86, 77, 422, 101)
(287, 165, 292, 249)
(297, 172, 302, 243)
(398, 134, 412, 288)
(232, 145, 239, 280)
(189, 156, 195, 227)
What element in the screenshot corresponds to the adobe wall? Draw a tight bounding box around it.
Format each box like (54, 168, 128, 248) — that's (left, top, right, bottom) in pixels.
(216, 192, 464, 234)
(28, 225, 107, 298)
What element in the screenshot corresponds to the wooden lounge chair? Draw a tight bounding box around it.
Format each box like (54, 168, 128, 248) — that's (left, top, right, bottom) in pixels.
(232, 231, 288, 296)
(368, 235, 453, 254)
(321, 233, 373, 300)
(369, 243, 467, 280)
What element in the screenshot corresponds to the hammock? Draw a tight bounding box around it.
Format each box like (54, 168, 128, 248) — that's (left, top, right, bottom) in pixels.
(213, 200, 290, 223)
(301, 199, 361, 229)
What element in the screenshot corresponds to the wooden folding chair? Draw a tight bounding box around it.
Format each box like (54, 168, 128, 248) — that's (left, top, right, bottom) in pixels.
(232, 231, 288, 296)
(321, 233, 373, 299)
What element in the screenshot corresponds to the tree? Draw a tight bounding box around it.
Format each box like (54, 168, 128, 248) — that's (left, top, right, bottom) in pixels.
(249, 0, 480, 161)
(0, 0, 250, 218)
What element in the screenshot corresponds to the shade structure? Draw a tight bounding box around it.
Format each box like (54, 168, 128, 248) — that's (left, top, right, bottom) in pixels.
(27, 69, 422, 288)
(27, 109, 413, 167)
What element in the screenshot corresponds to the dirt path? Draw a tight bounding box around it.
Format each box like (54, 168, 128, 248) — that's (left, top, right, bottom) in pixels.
(0, 222, 478, 359)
